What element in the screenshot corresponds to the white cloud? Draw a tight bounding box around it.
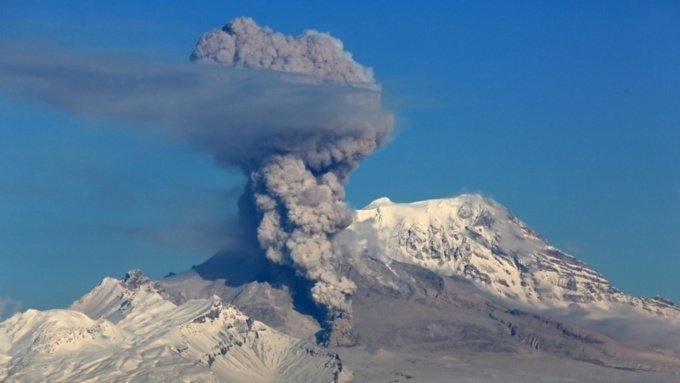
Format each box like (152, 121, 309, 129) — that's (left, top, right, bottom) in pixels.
(0, 296, 22, 320)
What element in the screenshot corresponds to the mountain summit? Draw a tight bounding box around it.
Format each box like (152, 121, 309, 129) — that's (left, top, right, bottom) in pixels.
(352, 194, 678, 317)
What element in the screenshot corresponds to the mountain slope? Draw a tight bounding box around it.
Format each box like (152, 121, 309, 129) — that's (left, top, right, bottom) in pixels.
(348, 260, 680, 373)
(0, 272, 344, 383)
(352, 194, 679, 318)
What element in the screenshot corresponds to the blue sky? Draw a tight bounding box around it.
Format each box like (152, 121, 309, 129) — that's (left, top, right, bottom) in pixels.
(1, 0, 678, 310)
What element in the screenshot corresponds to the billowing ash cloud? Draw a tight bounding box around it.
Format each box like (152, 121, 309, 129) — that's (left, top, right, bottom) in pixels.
(191, 17, 375, 87)
(192, 18, 390, 344)
(0, 17, 393, 345)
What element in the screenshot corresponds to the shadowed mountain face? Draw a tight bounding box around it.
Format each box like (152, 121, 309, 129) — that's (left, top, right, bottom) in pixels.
(349, 261, 680, 371)
(192, 249, 328, 336)
(153, 245, 680, 381)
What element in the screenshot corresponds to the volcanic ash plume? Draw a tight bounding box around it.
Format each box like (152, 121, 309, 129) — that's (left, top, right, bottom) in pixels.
(192, 17, 392, 344)
(191, 17, 375, 87)
(0, 17, 393, 345)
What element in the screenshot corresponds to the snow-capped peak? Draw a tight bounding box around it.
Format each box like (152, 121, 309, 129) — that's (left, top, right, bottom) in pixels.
(351, 194, 679, 318)
(364, 196, 394, 209)
(1, 272, 344, 383)
(122, 268, 151, 289)
(69, 269, 174, 324)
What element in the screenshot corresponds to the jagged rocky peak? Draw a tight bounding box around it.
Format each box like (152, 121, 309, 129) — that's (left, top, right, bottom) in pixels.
(190, 296, 243, 326)
(122, 268, 150, 289)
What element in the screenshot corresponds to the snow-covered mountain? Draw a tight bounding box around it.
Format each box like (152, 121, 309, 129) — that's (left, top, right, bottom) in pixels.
(352, 194, 680, 318)
(3, 194, 680, 382)
(0, 270, 344, 383)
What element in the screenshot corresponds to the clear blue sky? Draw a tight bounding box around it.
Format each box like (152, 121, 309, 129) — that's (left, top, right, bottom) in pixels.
(1, 0, 678, 311)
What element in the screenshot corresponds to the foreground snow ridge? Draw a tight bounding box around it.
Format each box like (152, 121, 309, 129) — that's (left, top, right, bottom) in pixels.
(0, 272, 342, 383)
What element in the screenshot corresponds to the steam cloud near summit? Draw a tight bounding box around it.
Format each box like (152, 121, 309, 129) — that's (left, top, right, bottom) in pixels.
(0, 17, 393, 342)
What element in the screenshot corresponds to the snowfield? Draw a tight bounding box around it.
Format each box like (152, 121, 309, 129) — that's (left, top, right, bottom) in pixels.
(0, 271, 342, 383)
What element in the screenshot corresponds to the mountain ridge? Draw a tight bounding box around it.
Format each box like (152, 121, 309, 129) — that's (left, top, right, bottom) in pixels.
(2, 193, 680, 382)
(1, 272, 344, 383)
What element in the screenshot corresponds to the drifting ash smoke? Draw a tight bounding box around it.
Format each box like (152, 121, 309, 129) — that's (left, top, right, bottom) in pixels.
(192, 17, 392, 344)
(191, 17, 375, 88)
(0, 17, 393, 345)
